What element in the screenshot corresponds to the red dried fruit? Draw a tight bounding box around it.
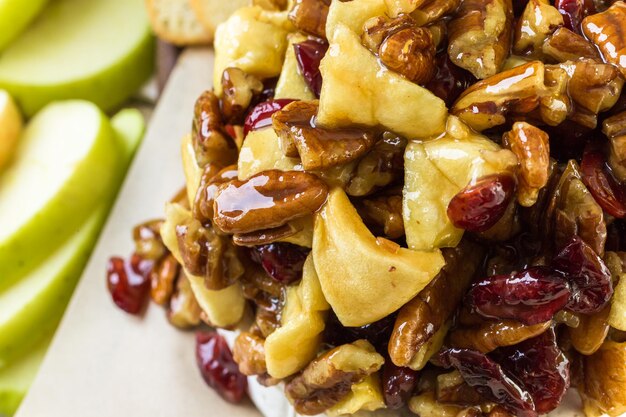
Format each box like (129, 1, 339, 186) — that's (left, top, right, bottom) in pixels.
(323, 313, 396, 353)
(382, 361, 419, 409)
(294, 40, 328, 98)
(553, 236, 613, 314)
(447, 174, 516, 233)
(554, 0, 595, 34)
(243, 99, 295, 136)
(492, 329, 570, 414)
(466, 267, 571, 325)
(250, 242, 310, 284)
(426, 52, 477, 107)
(581, 146, 626, 219)
(439, 348, 537, 417)
(196, 331, 248, 403)
(106, 254, 152, 315)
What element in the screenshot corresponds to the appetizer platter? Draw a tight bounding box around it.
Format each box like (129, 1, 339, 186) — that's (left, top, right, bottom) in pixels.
(17, 0, 626, 417)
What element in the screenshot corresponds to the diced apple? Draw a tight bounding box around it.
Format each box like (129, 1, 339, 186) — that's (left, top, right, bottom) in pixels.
(238, 128, 302, 180)
(274, 33, 316, 101)
(317, 24, 447, 140)
(327, 374, 385, 417)
(0, 0, 153, 116)
(0, 0, 49, 51)
(325, 0, 388, 40)
(0, 90, 22, 169)
(313, 188, 445, 326)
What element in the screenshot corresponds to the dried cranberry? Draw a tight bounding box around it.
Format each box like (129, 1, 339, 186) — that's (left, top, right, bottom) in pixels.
(426, 53, 477, 107)
(491, 329, 570, 414)
(294, 40, 328, 98)
(554, 0, 596, 34)
(439, 349, 537, 417)
(106, 254, 152, 315)
(196, 331, 248, 403)
(447, 174, 516, 233)
(382, 361, 419, 409)
(250, 242, 309, 284)
(553, 236, 613, 314)
(513, 0, 530, 15)
(466, 267, 571, 325)
(243, 99, 295, 136)
(324, 313, 396, 353)
(581, 146, 626, 218)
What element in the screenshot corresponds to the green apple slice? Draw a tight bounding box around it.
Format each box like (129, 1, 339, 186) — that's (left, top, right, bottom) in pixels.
(0, 0, 49, 51)
(0, 206, 106, 368)
(0, 0, 153, 117)
(111, 108, 145, 167)
(0, 333, 51, 417)
(0, 89, 23, 169)
(0, 101, 120, 291)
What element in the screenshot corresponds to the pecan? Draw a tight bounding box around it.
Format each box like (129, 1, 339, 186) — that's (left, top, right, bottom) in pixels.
(357, 193, 405, 239)
(580, 341, 626, 417)
(221, 67, 264, 124)
(150, 253, 180, 306)
(513, 0, 563, 57)
(542, 27, 600, 62)
(409, 391, 477, 417)
(133, 219, 166, 261)
(233, 223, 299, 247)
(167, 270, 202, 329)
(345, 133, 406, 197)
(583, 2, 626, 78)
(233, 331, 268, 376)
(288, 0, 330, 38)
(427, 21, 447, 50)
(193, 163, 238, 226)
(436, 370, 484, 406)
(413, 0, 461, 25)
(255, 306, 283, 338)
(284, 340, 384, 415)
(175, 214, 245, 290)
(568, 305, 610, 355)
(452, 61, 570, 131)
(191, 91, 238, 168)
(272, 101, 378, 170)
(213, 169, 328, 234)
(602, 111, 626, 182)
(389, 240, 484, 367)
(447, 0, 513, 79)
(503, 122, 550, 207)
(362, 15, 436, 84)
(241, 264, 284, 336)
(447, 318, 552, 353)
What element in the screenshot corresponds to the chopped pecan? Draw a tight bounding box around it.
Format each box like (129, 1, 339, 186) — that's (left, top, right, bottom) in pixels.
(213, 170, 328, 234)
(133, 219, 166, 261)
(241, 264, 284, 337)
(272, 101, 377, 170)
(409, 391, 477, 417)
(582, 2, 626, 78)
(413, 0, 461, 25)
(436, 370, 484, 406)
(427, 21, 447, 50)
(580, 341, 626, 417)
(289, 0, 330, 38)
(357, 193, 405, 239)
(233, 224, 299, 247)
(221, 68, 264, 124)
(448, 0, 513, 79)
(150, 253, 180, 306)
(602, 111, 626, 182)
(167, 270, 202, 328)
(503, 122, 550, 207)
(233, 331, 268, 376)
(568, 305, 610, 355)
(542, 27, 601, 62)
(389, 240, 484, 367)
(362, 15, 436, 84)
(447, 318, 552, 353)
(513, 0, 563, 57)
(191, 91, 238, 168)
(193, 163, 238, 226)
(175, 214, 245, 290)
(284, 340, 384, 415)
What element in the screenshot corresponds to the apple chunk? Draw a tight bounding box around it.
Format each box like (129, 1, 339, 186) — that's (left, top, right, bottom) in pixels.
(313, 188, 445, 327)
(0, 0, 153, 116)
(0, 0, 49, 51)
(0, 90, 22, 169)
(0, 101, 121, 291)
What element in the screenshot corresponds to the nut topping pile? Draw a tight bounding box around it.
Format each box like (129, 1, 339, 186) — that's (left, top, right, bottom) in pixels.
(107, 0, 626, 416)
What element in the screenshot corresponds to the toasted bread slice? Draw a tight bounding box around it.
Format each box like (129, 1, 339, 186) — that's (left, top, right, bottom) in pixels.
(146, 0, 212, 45)
(189, 0, 252, 36)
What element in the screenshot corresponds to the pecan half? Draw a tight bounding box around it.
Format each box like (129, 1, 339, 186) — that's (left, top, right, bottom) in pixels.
(583, 2, 626, 78)
(150, 253, 180, 306)
(289, 0, 330, 38)
(284, 340, 384, 415)
(602, 111, 626, 182)
(213, 170, 328, 234)
(389, 240, 484, 367)
(191, 91, 238, 168)
(542, 27, 600, 62)
(436, 370, 484, 406)
(357, 193, 405, 239)
(413, 0, 461, 26)
(503, 122, 550, 207)
(193, 163, 238, 226)
(513, 0, 563, 57)
(233, 331, 268, 376)
(409, 391, 477, 417)
(241, 264, 285, 337)
(272, 101, 378, 171)
(167, 270, 202, 329)
(133, 219, 166, 261)
(448, 0, 513, 79)
(580, 341, 626, 417)
(221, 67, 264, 124)
(568, 305, 610, 355)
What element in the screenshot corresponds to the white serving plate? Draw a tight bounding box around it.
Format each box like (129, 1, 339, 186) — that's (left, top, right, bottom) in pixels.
(15, 48, 588, 417)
